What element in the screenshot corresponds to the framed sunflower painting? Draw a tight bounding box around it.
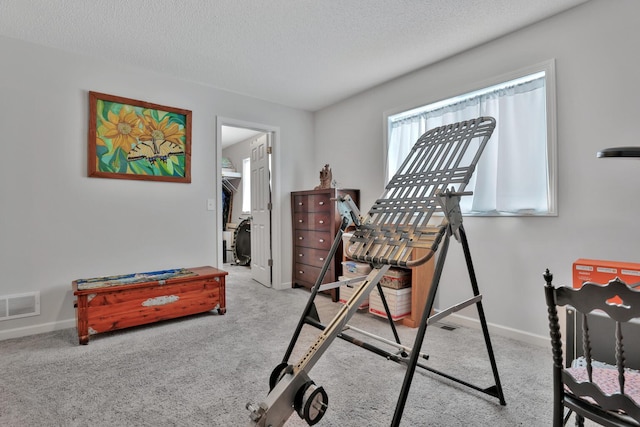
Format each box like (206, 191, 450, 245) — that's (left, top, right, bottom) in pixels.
(88, 92, 192, 183)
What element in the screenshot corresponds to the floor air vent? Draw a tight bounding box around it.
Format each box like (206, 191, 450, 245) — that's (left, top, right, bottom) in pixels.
(0, 292, 40, 321)
(439, 324, 457, 331)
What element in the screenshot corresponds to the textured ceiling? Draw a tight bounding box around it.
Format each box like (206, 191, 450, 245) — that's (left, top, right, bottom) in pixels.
(0, 0, 590, 111)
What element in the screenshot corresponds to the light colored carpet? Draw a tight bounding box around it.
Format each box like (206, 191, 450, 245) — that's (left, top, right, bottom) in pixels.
(0, 264, 589, 426)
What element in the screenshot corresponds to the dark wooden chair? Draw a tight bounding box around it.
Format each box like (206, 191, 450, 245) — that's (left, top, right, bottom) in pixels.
(544, 269, 640, 426)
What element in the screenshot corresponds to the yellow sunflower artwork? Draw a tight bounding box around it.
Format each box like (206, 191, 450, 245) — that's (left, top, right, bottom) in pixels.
(89, 92, 191, 182)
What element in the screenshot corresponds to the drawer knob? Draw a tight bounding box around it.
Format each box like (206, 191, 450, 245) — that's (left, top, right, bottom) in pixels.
(319, 220, 324, 224)
(298, 253, 303, 257)
(298, 202, 303, 206)
(298, 219, 303, 223)
(319, 239, 324, 243)
(319, 201, 325, 205)
(298, 236, 303, 240)
(319, 257, 324, 261)
(299, 270, 304, 274)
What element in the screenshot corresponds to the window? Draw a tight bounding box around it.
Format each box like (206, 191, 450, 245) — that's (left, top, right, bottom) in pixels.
(386, 60, 557, 216)
(242, 157, 251, 213)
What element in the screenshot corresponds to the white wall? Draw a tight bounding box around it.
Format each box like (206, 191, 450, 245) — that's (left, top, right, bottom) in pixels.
(314, 0, 640, 343)
(0, 36, 314, 339)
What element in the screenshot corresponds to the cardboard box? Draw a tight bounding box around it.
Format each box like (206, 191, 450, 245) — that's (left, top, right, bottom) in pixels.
(380, 267, 411, 289)
(572, 258, 640, 289)
(338, 276, 368, 309)
(369, 286, 411, 321)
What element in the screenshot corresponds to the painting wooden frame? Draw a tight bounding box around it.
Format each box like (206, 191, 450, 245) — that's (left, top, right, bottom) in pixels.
(88, 91, 192, 183)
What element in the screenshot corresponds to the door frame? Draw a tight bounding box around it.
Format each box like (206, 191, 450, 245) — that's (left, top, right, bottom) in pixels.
(216, 116, 283, 290)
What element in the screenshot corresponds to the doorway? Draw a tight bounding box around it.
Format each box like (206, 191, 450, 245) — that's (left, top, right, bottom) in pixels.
(217, 117, 281, 289)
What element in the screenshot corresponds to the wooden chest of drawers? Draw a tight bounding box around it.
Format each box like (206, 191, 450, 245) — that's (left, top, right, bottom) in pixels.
(291, 188, 359, 301)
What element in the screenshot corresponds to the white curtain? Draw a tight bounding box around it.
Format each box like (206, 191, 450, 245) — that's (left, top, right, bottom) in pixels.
(387, 77, 547, 214)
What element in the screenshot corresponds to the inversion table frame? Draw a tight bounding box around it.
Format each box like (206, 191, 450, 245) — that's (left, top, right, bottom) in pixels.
(247, 117, 506, 426)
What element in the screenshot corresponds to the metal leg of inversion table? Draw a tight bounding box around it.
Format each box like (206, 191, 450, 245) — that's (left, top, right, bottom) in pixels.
(391, 229, 452, 427)
(375, 282, 404, 348)
(282, 217, 349, 363)
(458, 224, 506, 406)
(283, 217, 404, 365)
(248, 266, 391, 426)
(390, 225, 506, 426)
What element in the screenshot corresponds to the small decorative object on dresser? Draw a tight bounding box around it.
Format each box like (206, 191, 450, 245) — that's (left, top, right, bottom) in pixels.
(291, 188, 359, 302)
(314, 164, 333, 190)
(72, 266, 227, 345)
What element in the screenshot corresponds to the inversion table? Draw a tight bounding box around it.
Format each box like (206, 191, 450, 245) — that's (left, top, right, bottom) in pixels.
(246, 116, 506, 426)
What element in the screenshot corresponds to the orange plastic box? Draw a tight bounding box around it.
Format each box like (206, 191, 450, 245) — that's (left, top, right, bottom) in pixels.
(572, 258, 640, 289)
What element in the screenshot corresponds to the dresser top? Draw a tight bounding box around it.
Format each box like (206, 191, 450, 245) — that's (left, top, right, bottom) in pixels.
(291, 188, 358, 196)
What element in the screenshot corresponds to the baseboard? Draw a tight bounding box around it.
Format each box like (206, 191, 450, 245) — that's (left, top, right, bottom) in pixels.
(0, 318, 75, 341)
(273, 281, 293, 291)
(444, 312, 549, 348)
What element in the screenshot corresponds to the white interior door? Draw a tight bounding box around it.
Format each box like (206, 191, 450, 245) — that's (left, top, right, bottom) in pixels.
(250, 133, 272, 286)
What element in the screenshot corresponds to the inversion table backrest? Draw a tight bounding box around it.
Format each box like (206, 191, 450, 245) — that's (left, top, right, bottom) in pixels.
(348, 117, 496, 268)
